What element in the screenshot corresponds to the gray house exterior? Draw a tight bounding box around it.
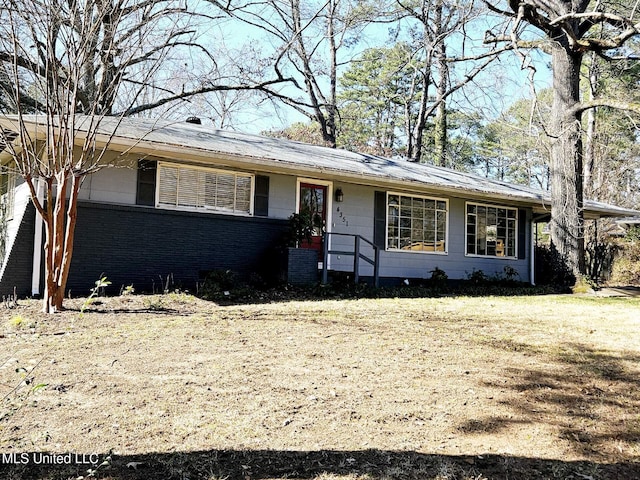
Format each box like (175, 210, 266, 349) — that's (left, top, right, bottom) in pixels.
(1, 116, 637, 297)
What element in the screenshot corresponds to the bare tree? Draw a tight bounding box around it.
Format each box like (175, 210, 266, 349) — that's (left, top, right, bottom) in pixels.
(0, 0, 170, 312)
(484, 0, 640, 278)
(207, 0, 378, 147)
(583, 50, 640, 205)
(0, 0, 293, 118)
(396, 0, 508, 163)
(1, 1, 193, 115)
(0, 0, 288, 312)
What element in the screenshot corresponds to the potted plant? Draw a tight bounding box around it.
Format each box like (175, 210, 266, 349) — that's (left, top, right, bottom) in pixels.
(287, 211, 314, 247)
(285, 212, 321, 285)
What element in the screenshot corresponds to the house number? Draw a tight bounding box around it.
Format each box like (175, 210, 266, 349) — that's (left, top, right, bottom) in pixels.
(336, 206, 349, 227)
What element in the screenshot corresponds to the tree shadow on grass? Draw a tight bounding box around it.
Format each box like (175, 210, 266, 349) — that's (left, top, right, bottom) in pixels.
(48, 297, 196, 316)
(1, 448, 639, 480)
(472, 342, 640, 462)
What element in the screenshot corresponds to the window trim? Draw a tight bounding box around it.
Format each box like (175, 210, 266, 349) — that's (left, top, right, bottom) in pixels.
(136, 159, 157, 206)
(385, 191, 449, 255)
(155, 161, 255, 216)
(465, 201, 518, 259)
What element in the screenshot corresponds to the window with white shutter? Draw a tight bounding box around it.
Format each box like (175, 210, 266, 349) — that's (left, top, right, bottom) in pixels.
(157, 162, 254, 215)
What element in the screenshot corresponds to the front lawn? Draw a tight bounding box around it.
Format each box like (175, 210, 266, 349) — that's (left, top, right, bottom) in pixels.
(1, 293, 639, 479)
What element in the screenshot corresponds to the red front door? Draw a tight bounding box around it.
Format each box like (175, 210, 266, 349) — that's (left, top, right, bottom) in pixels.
(299, 183, 327, 254)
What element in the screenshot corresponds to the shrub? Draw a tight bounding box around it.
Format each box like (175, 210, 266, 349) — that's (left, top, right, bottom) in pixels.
(609, 240, 640, 285)
(429, 267, 448, 290)
(534, 244, 575, 288)
(571, 274, 598, 294)
(466, 268, 488, 285)
(81, 276, 111, 315)
(502, 265, 520, 282)
(9, 315, 27, 328)
(199, 269, 240, 300)
(198, 270, 266, 302)
(585, 230, 618, 282)
(624, 225, 640, 242)
(120, 285, 135, 296)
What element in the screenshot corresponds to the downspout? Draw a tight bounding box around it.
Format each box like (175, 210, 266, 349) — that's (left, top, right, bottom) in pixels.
(31, 178, 44, 296)
(530, 219, 536, 286)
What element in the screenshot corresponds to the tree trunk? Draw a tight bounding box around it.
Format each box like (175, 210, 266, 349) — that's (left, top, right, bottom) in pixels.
(433, 1, 448, 167)
(58, 174, 81, 296)
(43, 173, 67, 313)
(408, 68, 429, 162)
(42, 180, 57, 313)
(584, 52, 598, 199)
(434, 94, 447, 167)
(40, 171, 81, 313)
(326, 0, 338, 148)
(549, 42, 585, 278)
(409, 54, 432, 162)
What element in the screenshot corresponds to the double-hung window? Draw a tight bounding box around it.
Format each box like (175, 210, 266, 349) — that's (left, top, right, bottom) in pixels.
(157, 162, 253, 215)
(466, 203, 517, 257)
(386, 193, 448, 253)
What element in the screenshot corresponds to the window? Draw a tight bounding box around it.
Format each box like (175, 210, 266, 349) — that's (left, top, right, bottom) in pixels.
(466, 203, 517, 257)
(136, 160, 157, 206)
(386, 193, 448, 253)
(253, 175, 270, 217)
(0, 168, 15, 221)
(157, 162, 253, 215)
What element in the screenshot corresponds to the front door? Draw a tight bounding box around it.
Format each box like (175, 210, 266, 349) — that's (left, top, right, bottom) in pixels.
(299, 182, 327, 255)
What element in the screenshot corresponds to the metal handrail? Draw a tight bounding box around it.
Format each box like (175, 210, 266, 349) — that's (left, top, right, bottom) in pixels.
(321, 232, 380, 287)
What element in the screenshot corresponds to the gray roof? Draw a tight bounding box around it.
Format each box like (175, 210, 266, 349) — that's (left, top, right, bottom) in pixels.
(3, 115, 638, 218)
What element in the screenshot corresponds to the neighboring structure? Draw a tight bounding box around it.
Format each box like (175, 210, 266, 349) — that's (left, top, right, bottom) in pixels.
(1, 115, 638, 297)
(616, 216, 640, 234)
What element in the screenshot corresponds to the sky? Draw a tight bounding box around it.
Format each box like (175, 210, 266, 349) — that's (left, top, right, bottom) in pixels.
(159, 1, 553, 136)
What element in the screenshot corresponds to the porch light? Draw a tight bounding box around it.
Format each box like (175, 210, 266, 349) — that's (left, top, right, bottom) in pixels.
(335, 187, 344, 202)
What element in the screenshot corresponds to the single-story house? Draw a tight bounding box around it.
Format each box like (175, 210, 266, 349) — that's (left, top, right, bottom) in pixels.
(1, 115, 638, 296)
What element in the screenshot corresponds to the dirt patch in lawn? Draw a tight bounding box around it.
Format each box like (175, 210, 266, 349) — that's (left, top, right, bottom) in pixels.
(1, 293, 639, 479)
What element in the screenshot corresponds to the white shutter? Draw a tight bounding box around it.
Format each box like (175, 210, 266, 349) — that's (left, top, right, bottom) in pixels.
(178, 167, 200, 207)
(204, 171, 217, 208)
(158, 165, 178, 206)
(216, 172, 235, 211)
(235, 175, 252, 214)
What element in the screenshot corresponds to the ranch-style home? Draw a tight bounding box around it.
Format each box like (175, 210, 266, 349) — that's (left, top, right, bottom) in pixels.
(0, 115, 637, 297)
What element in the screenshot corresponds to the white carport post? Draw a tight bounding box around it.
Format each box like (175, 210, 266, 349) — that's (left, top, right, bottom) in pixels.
(31, 177, 44, 296)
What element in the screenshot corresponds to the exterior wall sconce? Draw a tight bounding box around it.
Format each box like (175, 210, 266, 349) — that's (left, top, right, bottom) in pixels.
(335, 187, 344, 202)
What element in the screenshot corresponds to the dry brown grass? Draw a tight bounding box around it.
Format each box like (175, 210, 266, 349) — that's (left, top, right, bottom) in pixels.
(0, 292, 639, 479)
